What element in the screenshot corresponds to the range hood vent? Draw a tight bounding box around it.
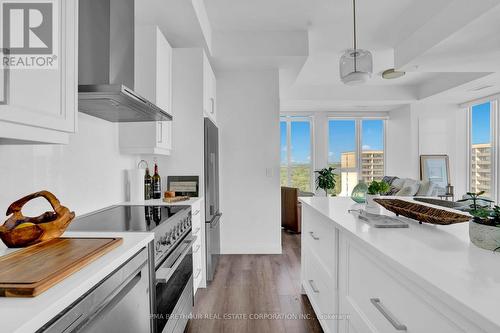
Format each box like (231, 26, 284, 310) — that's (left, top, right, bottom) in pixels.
(78, 0, 172, 122)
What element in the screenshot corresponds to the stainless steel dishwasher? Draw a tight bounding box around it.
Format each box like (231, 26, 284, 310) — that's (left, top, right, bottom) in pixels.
(38, 244, 154, 333)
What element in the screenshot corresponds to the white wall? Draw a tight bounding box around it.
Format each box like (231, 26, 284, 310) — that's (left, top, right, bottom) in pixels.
(218, 70, 281, 254)
(386, 105, 417, 178)
(0, 113, 137, 216)
(387, 103, 468, 197)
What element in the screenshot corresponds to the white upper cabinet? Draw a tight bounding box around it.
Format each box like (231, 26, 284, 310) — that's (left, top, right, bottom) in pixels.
(203, 53, 216, 123)
(0, 0, 78, 144)
(120, 26, 173, 155)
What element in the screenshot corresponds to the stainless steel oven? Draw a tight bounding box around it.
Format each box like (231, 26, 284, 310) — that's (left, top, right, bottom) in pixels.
(154, 233, 196, 333)
(68, 205, 196, 333)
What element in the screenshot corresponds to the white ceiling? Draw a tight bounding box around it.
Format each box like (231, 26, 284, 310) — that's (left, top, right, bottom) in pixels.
(148, 0, 500, 110)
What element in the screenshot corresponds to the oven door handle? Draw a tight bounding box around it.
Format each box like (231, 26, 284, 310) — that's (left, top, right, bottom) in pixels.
(156, 236, 197, 284)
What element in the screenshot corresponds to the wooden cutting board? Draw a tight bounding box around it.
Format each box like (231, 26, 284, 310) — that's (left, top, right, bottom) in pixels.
(163, 196, 190, 203)
(0, 237, 122, 297)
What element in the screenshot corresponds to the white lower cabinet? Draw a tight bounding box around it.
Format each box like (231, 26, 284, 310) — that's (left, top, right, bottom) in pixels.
(302, 205, 487, 333)
(301, 207, 338, 333)
(191, 200, 204, 294)
(338, 234, 472, 333)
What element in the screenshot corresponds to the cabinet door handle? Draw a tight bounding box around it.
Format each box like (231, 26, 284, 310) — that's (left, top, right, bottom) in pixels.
(210, 97, 215, 114)
(309, 232, 320, 240)
(193, 209, 200, 216)
(193, 244, 201, 253)
(193, 227, 201, 235)
(370, 298, 407, 331)
(195, 268, 202, 279)
(308, 280, 320, 293)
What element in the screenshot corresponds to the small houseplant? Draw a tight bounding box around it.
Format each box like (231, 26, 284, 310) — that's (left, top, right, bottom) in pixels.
(366, 180, 390, 208)
(458, 191, 500, 251)
(314, 167, 337, 196)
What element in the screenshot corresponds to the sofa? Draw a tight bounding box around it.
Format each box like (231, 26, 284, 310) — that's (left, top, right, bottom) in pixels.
(381, 176, 443, 197)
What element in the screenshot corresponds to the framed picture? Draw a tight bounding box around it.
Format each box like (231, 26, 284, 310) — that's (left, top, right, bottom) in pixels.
(420, 155, 450, 188)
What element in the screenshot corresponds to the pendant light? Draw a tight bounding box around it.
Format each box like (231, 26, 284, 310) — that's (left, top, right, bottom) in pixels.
(339, 0, 373, 85)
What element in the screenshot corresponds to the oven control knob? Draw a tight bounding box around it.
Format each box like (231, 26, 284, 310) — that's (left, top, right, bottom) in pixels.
(160, 236, 167, 245)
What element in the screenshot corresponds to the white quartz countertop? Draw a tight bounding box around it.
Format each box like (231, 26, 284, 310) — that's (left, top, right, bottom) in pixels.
(0, 231, 154, 333)
(299, 197, 500, 330)
(121, 197, 203, 207)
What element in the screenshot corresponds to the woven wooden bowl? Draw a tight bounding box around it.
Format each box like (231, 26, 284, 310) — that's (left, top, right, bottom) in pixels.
(0, 191, 75, 248)
(374, 198, 471, 225)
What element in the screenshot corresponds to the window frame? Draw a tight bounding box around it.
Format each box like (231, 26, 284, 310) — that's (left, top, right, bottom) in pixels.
(466, 99, 498, 201)
(280, 115, 315, 192)
(327, 117, 387, 196)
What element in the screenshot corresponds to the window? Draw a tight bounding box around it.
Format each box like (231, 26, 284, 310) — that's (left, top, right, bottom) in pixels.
(280, 117, 313, 192)
(329, 120, 357, 196)
(328, 118, 385, 196)
(469, 101, 496, 199)
(361, 119, 385, 183)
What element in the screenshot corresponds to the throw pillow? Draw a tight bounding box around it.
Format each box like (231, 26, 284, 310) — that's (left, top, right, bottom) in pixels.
(394, 179, 420, 196)
(415, 181, 436, 197)
(391, 178, 406, 190)
(385, 186, 400, 195)
(382, 176, 399, 186)
(395, 186, 417, 196)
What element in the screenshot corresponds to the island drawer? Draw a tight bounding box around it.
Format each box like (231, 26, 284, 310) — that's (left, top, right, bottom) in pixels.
(302, 206, 335, 274)
(339, 236, 471, 333)
(303, 247, 336, 333)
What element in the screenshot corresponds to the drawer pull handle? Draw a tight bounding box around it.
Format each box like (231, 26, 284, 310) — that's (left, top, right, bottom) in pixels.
(193, 209, 200, 216)
(308, 280, 320, 293)
(195, 268, 202, 279)
(370, 298, 407, 331)
(194, 244, 201, 253)
(309, 232, 320, 240)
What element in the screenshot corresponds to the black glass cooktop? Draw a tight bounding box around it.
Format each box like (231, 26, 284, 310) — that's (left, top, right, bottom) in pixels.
(68, 205, 189, 232)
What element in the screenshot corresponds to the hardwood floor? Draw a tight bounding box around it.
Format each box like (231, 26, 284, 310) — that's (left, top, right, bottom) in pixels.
(185, 230, 323, 333)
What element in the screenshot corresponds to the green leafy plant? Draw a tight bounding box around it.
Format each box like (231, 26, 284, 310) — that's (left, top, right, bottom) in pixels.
(458, 191, 497, 225)
(457, 191, 494, 210)
(367, 180, 390, 195)
(314, 167, 337, 196)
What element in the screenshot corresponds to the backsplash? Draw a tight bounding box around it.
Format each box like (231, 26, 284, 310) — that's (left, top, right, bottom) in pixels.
(0, 113, 138, 217)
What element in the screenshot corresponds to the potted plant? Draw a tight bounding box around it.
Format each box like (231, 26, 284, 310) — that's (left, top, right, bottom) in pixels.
(314, 167, 337, 196)
(366, 180, 390, 208)
(458, 191, 500, 251)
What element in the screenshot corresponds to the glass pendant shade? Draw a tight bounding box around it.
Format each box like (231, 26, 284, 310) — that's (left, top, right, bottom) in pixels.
(340, 48, 373, 85)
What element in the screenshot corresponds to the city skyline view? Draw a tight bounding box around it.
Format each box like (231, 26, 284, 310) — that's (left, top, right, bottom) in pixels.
(280, 118, 385, 165)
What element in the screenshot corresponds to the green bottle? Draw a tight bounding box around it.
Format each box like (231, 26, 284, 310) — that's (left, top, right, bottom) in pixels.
(144, 167, 152, 200)
(152, 161, 161, 199)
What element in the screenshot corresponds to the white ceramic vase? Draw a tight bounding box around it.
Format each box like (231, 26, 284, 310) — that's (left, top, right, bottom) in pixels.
(469, 220, 500, 251)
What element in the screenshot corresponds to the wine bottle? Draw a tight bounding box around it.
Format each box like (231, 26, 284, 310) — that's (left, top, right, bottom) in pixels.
(152, 161, 161, 199)
(144, 167, 152, 200)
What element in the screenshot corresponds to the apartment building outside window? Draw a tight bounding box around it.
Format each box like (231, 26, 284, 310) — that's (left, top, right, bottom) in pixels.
(329, 119, 385, 196)
(468, 101, 497, 200)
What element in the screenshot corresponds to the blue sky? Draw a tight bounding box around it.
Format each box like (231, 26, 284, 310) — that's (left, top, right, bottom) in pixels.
(471, 102, 491, 144)
(281, 119, 384, 164)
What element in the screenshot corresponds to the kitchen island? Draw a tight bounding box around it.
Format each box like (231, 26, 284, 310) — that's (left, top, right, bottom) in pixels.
(0, 231, 154, 333)
(300, 196, 500, 333)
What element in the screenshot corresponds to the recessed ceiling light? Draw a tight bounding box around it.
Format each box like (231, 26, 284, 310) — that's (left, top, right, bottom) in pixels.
(382, 68, 405, 80)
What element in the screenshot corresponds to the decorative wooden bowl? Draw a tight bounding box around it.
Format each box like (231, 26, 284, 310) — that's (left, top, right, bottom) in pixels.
(0, 191, 75, 248)
(373, 198, 471, 225)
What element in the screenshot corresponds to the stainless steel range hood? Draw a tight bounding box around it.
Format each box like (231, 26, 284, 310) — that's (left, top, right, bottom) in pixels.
(78, 0, 172, 122)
